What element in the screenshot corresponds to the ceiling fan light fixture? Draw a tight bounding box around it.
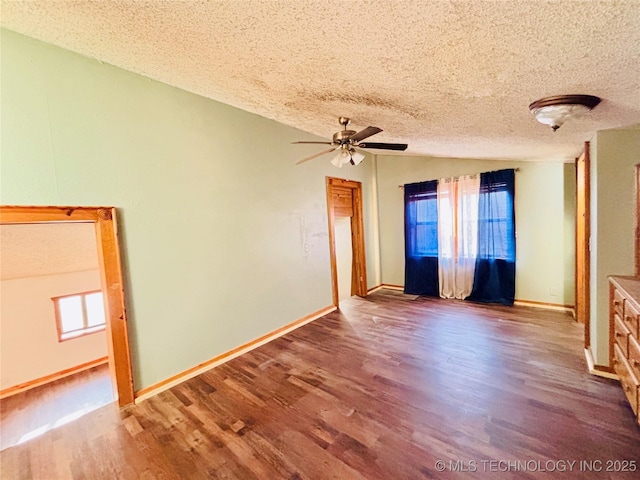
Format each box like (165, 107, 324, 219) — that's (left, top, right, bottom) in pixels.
(293, 117, 408, 166)
(529, 94, 601, 131)
(350, 149, 365, 166)
(331, 148, 351, 168)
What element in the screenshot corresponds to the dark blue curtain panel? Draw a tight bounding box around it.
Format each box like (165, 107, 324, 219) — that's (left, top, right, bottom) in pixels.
(404, 180, 439, 296)
(468, 169, 516, 305)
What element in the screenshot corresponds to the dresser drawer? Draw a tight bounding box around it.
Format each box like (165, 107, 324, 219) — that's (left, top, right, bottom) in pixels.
(613, 344, 639, 417)
(614, 314, 630, 357)
(623, 300, 640, 338)
(628, 335, 640, 380)
(614, 288, 626, 317)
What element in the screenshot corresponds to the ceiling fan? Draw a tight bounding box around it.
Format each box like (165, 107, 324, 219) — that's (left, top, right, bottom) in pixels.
(293, 117, 408, 167)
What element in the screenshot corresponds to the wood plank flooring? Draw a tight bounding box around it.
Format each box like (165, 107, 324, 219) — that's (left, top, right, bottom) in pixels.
(1, 364, 113, 451)
(2, 290, 639, 479)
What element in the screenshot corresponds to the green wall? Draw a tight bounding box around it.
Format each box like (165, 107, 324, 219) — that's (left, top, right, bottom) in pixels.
(0, 29, 380, 390)
(3, 27, 604, 392)
(375, 155, 576, 305)
(590, 127, 640, 365)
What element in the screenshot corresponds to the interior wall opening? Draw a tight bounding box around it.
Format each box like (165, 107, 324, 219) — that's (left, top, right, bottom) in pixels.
(335, 217, 354, 301)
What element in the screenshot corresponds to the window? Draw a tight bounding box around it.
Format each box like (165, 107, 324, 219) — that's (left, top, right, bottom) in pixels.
(53, 291, 106, 341)
(406, 190, 439, 257)
(404, 169, 516, 304)
(436, 178, 480, 261)
(476, 181, 515, 261)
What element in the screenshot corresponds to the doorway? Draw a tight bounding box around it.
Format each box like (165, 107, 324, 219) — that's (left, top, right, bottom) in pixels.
(334, 217, 354, 301)
(325, 177, 367, 307)
(0, 206, 134, 407)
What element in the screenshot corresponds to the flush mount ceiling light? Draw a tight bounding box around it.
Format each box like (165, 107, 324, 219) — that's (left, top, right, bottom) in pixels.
(529, 94, 601, 132)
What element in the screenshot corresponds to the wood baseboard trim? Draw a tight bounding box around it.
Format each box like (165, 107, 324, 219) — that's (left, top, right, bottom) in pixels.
(513, 299, 575, 313)
(584, 347, 618, 380)
(135, 305, 337, 403)
(373, 289, 575, 313)
(367, 284, 383, 294)
(0, 356, 109, 399)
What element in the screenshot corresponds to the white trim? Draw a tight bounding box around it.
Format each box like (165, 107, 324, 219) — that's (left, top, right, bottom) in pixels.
(584, 347, 618, 380)
(61, 324, 106, 341)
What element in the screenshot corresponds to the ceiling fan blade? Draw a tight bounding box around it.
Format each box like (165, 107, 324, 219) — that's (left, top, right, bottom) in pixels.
(295, 147, 338, 165)
(292, 141, 333, 145)
(358, 142, 408, 151)
(349, 126, 383, 142)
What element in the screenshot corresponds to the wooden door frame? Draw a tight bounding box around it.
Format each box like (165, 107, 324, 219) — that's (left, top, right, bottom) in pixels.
(0, 206, 135, 407)
(575, 142, 591, 347)
(326, 177, 367, 307)
(636, 163, 640, 277)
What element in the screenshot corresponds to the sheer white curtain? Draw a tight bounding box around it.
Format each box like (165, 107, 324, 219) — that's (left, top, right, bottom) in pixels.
(437, 174, 480, 299)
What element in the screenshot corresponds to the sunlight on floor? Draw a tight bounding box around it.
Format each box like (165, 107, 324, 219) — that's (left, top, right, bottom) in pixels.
(1, 365, 114, 451)
(16, 402, 108, 446)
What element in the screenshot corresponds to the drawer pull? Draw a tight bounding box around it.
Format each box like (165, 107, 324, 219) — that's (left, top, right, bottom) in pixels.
(633, 360, 640, 368)
(614, 300, 622, 306)
(615, 332, 626, 338)
(624, 385, 631, 393)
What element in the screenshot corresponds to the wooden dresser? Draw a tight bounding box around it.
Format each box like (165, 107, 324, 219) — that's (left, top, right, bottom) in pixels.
(610, 275, 640, 425)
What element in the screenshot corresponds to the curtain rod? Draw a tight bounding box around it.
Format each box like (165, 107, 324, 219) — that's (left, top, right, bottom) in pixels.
(398, 168, 520, 188)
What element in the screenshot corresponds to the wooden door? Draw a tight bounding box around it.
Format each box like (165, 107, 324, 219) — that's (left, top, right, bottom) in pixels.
(575, 142, 591, 347)
(326, 177, 367, 307)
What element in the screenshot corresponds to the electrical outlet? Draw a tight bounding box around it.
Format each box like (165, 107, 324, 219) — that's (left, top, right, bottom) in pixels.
(549, 287, 558, 297)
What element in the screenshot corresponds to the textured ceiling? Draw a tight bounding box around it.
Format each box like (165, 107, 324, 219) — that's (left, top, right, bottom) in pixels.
(0, 223, 99, 280)
(1, 0, 639, 162)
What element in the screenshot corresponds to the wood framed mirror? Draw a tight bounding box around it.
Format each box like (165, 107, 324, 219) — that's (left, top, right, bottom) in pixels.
(0, 206, 135, 407)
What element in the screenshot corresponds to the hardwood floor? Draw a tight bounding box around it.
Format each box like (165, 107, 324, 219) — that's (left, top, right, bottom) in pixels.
(1, 363, 113, 451)
(2, 290, 639, 479)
